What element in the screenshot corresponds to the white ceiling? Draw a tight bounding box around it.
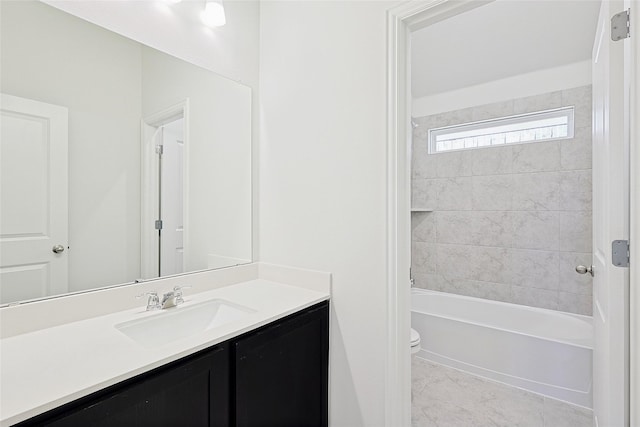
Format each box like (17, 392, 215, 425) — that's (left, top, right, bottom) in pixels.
(411, 1, 600, 99)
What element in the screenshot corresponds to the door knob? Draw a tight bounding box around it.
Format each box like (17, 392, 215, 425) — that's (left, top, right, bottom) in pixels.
(52, 244, 65, 254)
(575, 265, 594, 277)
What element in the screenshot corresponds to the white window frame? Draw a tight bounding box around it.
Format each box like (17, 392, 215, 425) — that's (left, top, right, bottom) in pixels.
(428, 106, 575, 154)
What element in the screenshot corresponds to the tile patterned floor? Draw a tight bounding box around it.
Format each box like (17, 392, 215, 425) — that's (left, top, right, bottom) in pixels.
(412, 357, 593, 427)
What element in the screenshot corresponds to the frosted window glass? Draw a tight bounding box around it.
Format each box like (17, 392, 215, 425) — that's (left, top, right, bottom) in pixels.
(429, 107, 574, 154)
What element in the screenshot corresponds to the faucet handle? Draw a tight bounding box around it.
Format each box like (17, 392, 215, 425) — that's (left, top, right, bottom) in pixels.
(136, 291, 160, 311)
(173, 285, 192, 305)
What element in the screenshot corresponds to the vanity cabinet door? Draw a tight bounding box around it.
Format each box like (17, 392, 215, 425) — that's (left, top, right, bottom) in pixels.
(20, 343, 229, 427)
(233, 301, 329, 427)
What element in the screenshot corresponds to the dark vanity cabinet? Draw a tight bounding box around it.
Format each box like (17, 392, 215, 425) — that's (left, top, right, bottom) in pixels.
(234, 301, 329, 427)
(34, 343, 230, 427)
(16, 301, 329, 427)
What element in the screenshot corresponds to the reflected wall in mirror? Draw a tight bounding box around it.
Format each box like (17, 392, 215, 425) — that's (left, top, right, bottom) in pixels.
(0, 1, 252, 305)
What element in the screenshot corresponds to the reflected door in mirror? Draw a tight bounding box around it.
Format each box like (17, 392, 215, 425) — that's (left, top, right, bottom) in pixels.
(0, 94, 69, 303)
(160, 118, 185, 277)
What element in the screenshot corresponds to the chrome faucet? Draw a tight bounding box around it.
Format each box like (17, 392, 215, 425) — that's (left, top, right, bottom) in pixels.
(136, 286, 191, 311)
(174, 285, 191, 305)
(160, 285, 192, 309)
(136, 291, 161, 311)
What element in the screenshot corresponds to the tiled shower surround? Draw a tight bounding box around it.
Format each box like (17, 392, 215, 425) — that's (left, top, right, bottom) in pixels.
(411, 86, 593, 315)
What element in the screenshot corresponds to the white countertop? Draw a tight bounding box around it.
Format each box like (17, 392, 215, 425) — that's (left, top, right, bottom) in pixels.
(0, 279, 329, 426)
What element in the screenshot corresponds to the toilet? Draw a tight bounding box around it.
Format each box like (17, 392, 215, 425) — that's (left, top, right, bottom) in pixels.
(410, 328, 421, 354)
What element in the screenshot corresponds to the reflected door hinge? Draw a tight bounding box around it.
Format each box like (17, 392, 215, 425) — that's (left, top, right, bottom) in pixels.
(611, 9, 630, 41)
(155, 219, 163, 230)
(612, 240, 630, 268)
(155, 144, 164, 155)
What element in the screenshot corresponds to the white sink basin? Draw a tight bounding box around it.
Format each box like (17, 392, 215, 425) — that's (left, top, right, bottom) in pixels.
(115, 299, 255, 348)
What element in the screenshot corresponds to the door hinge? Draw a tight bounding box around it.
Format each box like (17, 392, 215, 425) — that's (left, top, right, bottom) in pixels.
(611, 9, 630, 41)
(155, 219, 163, 230)
(155, 144, 164, 155)
(612, 240, 630, 268)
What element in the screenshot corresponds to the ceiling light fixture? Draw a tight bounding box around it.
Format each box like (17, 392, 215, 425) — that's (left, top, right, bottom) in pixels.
(201, 1, 226, 27)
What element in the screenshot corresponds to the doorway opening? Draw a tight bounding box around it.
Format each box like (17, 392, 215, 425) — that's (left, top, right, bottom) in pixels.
(386, 1, 634, 426)
(141, 101, 189, 280)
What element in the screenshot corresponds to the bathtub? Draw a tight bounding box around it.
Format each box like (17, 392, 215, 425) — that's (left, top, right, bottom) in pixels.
(411, 288, 593, 408)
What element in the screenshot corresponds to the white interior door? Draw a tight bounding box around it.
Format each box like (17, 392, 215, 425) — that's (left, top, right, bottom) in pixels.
(140, 122, 161, 279)
(0, 94, 68, 304)
(160, 119, 184, 276)
(592, 2, 630, 426)
(140, 111, 186, 280)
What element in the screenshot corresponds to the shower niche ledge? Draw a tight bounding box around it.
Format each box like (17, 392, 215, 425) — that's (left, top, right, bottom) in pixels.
(410, 208, 434, 212)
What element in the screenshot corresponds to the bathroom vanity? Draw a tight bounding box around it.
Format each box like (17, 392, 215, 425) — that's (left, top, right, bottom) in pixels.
(0, 264, 331, 427)
(15, 301, 329, 427)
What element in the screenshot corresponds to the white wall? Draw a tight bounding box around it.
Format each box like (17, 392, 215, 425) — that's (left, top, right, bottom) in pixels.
(259, 2, 394, 425)
(141, 48, 252, 272)
(1, 1, 143, 292)
(412, 60, 592, 117)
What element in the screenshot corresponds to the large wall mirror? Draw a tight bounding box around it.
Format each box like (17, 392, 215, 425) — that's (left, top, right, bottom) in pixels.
(0, 1, 252, 305)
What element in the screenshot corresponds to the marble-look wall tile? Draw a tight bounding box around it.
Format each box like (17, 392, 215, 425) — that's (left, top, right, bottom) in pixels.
(471, 99, 515, 122)
(435, 151, 472, 178)
(412, 142, 438, 180)
(513, 91, 562, 115)
(435, 212, 475, 245)
(512, 211, 560, 251)
(413, 115, 433, 129)
(432, 108, 473, 127)
(445, 279, 512, 303)
(559, 211, 592, 253)
(512, 172, 560, 211)
(472, 175, 512, 210)
(412, 122, 429, 143)
(412, 212, 436, 243)
(412, 242, 437, 275)
(411, 272, 440, 290)
(437, 245, 509, 284)
(562, 86, 592, 129)
(437, 177, 473, 210)
(471, 146, 512, 176)
(411, 86, 593, 315)
(560, 170, 592, 211)
(436, 244, 474, 281)
(412, 178, 438, 209)
(558, 292, 592, 316)
(470, 246, 510, 284)
(417, 273, 450, 292)
(560, 126, 592, 171)
(511, 286, 559, 310)
(472, 211, 513, 247)
(512, 140, 561, 173)
(506, 249, 559, 291)
(558, 252, 593, 295)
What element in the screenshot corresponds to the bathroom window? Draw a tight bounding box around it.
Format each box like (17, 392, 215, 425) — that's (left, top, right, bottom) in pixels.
(428, 107, 575, 154)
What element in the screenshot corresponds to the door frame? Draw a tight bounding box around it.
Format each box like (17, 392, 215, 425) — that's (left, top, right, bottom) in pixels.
(384, 2, 492, 424)
(629, 4, 639, 426)
(140, 99, 189, 280)
(385, 1, 638, 425)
